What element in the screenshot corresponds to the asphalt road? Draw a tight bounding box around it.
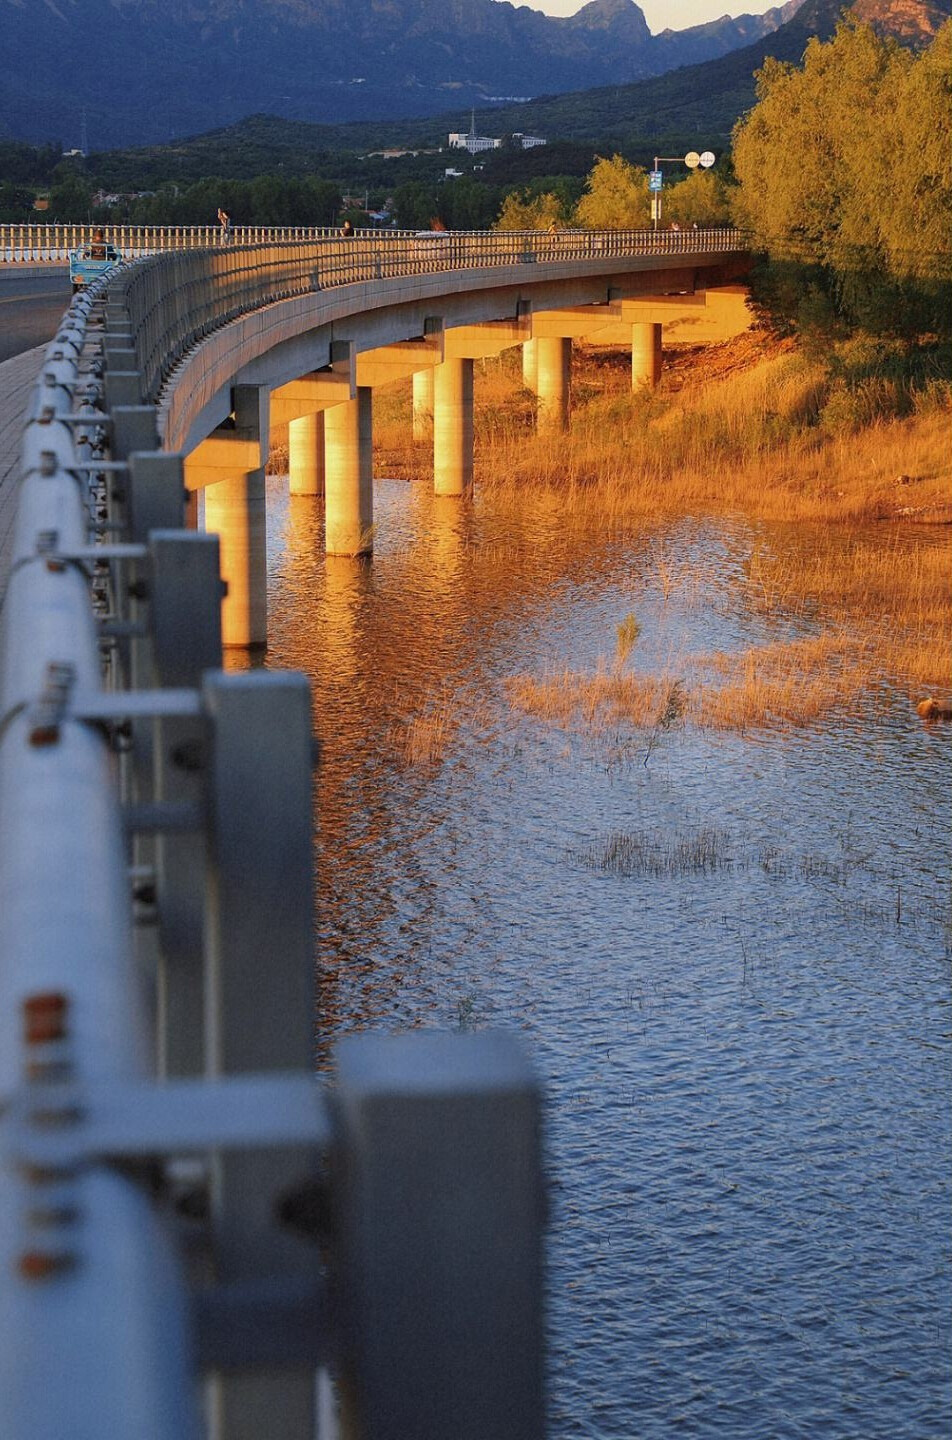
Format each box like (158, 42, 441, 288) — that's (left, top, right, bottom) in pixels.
(0, 268, 72, 363)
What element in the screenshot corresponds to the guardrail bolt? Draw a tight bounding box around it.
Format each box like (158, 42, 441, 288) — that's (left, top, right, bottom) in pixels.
(23, 991, 70, 1046)
(27, 661, 76, 747)
(18, 1248, 78, 1282)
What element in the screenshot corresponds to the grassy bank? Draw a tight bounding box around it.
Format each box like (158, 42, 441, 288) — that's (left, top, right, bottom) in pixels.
(277, 327, 951, 742)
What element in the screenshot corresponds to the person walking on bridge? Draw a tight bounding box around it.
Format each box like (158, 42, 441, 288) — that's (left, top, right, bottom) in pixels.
(217, 207, 231, 242)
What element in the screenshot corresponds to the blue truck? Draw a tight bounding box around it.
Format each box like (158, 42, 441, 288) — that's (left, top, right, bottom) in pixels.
(69, 236, 123, 292)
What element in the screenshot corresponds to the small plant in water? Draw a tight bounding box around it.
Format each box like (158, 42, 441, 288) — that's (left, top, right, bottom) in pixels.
(644, 678, 687, 766)
(580, 826, 734, 878)
(615, 613, 641, 667)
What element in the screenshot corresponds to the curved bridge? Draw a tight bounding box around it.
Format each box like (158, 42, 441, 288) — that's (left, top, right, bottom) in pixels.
(0, 229, 750, 1440)
(109, 228, 749, 645)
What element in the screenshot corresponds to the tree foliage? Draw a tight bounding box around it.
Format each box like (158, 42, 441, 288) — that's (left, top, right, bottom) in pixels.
(732, 19, 952, 332)
(663, 169, 733, 227)
(495, 189, 566, 231)
(573, 154, 650, 230)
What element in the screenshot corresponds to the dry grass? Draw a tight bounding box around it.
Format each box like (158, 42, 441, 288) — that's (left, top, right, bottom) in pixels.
(579, 826, 735, 877)
(460, 331, 949, 524)
(509, 633, 883, 736)
(744, 533, 950, 691)
(508, 666, 685, 731)
(690, 634, 878, 732)
(390, 690, 460, 765)
(269, 329, 951, 711)
(389, 684, 493, 765)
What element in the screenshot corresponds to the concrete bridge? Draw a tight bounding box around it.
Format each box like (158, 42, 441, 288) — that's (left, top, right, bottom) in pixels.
(0, 227, 750, 1440)
(104, 227, 749, 647)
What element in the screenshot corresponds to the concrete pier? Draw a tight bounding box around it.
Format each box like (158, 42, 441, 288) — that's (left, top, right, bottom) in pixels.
(288, 412, 325, 497)
(433, 358, 474, 496)
(535, 336, 571, 432)
(412, 369, 434, 444)
(324, 388, 373, 555)
(631, 322, 663, 390)
(185, 387, 268, 649)
(522, 338, 538, 394)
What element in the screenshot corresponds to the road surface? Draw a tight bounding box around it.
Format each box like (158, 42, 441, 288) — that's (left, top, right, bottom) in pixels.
(0, 268, 71, 362)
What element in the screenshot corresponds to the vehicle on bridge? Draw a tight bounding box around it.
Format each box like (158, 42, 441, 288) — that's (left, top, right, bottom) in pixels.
(69, 234, 122, 291)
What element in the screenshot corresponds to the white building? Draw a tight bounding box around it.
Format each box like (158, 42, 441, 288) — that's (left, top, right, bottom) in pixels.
(447, 117, 547, 154)
(448, 130, 502, 154)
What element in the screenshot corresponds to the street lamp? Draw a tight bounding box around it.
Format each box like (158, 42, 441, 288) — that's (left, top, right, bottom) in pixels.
(648, 149, 715, 230)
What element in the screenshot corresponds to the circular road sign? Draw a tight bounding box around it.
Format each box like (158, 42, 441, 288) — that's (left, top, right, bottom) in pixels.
(699, 150, 716, 168)
(684, 151, 701, 169)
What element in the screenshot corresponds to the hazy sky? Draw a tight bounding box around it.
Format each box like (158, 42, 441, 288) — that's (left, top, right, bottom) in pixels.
(512, 0, 782, 28)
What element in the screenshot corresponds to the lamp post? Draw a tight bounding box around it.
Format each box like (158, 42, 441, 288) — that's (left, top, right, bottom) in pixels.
(649, 150, 716, 230)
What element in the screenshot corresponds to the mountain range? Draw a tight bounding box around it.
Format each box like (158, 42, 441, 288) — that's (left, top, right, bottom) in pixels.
(1, 0, 801, 149)
(2, 0, 946, 154)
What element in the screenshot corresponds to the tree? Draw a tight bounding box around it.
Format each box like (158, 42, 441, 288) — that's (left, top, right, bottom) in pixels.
(48, 173, 93, 222)
(393, 181, 439, 231)
(441, 176, 498, 231)
(573, 154, 649, 230)
(495, 189, 566, 231)
(663, 169, 732, 228)
(731, 20, 952, 332)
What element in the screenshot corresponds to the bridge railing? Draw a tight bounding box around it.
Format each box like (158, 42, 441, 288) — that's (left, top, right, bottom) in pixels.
(0, 222, 345, 261)
(1, 219, 747, 265)
(110, 227, 749, 403)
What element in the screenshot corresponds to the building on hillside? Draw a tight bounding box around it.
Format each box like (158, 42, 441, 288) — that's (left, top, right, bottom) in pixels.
(448, 115, 547, 153)
(448, 130, 501, 154)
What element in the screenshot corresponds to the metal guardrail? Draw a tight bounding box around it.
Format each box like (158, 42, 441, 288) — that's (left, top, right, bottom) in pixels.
(1, 223, 344, 261)
(1, 220, 747, 265)
(0, 246, 550, 1438)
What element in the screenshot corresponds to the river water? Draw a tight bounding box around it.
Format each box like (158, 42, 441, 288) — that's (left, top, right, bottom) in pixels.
(260, 474, 950, 1440)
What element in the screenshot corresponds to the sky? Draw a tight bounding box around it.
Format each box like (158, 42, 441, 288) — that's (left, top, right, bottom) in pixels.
(510, 0, 782, 27)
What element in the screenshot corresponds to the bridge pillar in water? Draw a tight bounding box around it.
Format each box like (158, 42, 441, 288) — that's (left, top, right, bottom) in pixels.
(433, 357, 474, 496)
(288, 412, 325, 497)
(413, 369, 434, 444)
(535, 336, 571, 432)
(324, 387, 373, 555)
(631, 322, 663, 390)
(185, 385, 268, 649)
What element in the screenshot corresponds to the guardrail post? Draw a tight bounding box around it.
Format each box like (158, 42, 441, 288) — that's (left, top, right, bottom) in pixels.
(149, 532, 223, 1078)
(201, 670, 317, 1440)
(331, 1031, 545, 1440)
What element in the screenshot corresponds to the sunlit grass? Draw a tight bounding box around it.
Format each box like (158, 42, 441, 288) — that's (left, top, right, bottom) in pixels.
(389, 684, 493, 766)
(509, 633, 882, 736)
(271, 330, 952, 709)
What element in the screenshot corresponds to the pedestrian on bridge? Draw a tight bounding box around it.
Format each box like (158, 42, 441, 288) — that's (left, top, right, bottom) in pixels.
(217, 207, 232, 242)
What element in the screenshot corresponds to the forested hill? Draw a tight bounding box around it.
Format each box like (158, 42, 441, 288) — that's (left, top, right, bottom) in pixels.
(80, 0, 950, 180)
(0, 0, 798, 150)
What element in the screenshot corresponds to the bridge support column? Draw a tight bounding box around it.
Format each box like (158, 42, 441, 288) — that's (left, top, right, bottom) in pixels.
(522, 338, 538, 394)
(288, 412, 325, 497)
(324, 388, 373, 555)
(632, 322, 663, 390)
(412, 369, 434, 444)
(185, 386, 268, 650)
(535, 336, 571, 432)
(433, 357, 473, 496)
(203, 470, 267, 650)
